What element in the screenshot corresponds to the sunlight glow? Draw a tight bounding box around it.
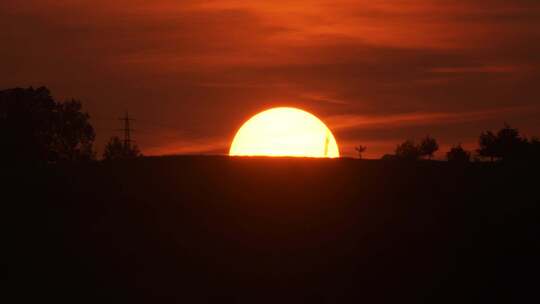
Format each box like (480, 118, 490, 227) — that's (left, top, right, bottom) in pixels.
(229, 107, 340, 158)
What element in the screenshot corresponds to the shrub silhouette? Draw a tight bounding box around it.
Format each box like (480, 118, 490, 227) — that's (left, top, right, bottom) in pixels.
(447, 144, 471, 163)
(381, 154, 397, 161)
(419, 135, 439, 159)
(103, 136, 142, 160)
(0, 87, 95, 162)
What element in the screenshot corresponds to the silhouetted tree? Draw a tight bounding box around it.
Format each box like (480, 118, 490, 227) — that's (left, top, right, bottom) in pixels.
(477, 131, 498, 161)
(103, 136, 142, 160)
(355, 145, 367, 159)
(446, 144, 471, 163)
(395, 140, 421, 160)
(0, 87, 95, 162)
(495, 124, 527, 161)
(50, 99, 96, 161)
(419, 135, 439, 159)
(0, 87, 53, 162)
(478, 124, 527, 162)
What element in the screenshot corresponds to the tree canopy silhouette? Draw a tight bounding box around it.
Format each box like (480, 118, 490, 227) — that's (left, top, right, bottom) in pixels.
(395, 140, 421, 160)
(0, 87, 95, 162)
(103, 136, 142, 160)
(478, 124, 528, 162)
(478, 131, 498, 161)
(419, 135, 439, 159)
(51, 99, 96, 161)
(447, 144, 471, 163)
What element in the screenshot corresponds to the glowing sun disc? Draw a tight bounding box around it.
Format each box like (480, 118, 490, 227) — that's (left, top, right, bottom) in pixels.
(229, 107, 340, 158)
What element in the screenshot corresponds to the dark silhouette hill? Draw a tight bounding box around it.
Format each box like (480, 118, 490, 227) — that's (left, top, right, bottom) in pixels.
(7, 156, 540, 303)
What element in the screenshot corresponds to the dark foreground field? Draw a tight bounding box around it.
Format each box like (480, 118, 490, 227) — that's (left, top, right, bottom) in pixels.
(7, 156, 540, 303)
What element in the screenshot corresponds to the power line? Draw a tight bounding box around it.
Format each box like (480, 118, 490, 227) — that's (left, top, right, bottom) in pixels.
(136, 119, 181, 131)
(92, 116, 181, 132)
(92, 113, 191, 146)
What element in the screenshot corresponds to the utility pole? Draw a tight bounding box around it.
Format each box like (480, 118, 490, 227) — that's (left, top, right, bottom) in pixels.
(324, 131, 330, 157)
(119, 111, 135, 149)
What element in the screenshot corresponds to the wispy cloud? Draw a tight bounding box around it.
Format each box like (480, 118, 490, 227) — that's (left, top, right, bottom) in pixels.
(300, 93, 348, 105)
(429, 65, 527, 74)
(325, 106, 536, 131)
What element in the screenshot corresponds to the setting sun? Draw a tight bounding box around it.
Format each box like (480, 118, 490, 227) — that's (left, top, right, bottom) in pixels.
(229, 107, 339, 158)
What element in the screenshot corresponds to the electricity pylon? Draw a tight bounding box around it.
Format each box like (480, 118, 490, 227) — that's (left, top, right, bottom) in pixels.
(119, 111, 135, 149)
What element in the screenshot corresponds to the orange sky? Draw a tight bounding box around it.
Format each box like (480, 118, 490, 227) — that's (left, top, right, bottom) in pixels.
(1, 0, 539, 158)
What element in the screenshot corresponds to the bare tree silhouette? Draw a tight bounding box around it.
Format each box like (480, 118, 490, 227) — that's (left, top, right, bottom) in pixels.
(355, 145, 367, 159)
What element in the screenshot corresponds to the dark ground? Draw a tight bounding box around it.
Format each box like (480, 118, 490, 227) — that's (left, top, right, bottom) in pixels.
(6, 156, 540, 303)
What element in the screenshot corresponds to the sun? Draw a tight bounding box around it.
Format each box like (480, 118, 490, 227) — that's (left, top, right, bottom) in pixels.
(229, 107, 340, 158)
